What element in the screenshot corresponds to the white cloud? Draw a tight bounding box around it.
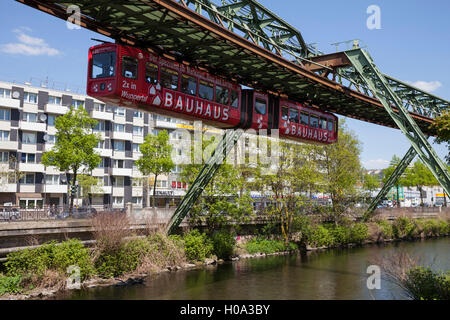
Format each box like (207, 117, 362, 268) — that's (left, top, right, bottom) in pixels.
(363, 159, 389, 170)
(0, 28, 60, 56)
(408, 80, 442, 92)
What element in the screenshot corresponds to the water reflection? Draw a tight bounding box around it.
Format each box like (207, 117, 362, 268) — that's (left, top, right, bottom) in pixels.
(56, 238, 449, 300)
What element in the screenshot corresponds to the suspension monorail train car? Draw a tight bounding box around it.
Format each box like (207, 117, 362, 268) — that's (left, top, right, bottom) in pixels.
(87, 43, 338, 145)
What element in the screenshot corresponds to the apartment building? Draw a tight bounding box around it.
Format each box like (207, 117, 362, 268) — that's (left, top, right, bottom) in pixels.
(0, 80, 194, 209)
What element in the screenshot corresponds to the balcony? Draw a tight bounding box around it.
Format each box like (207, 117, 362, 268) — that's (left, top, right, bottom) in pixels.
(0, 97, 20, 109)
(0, 184, 17, 193)
(91, 186, 111, 194)
(91, 168, 105, 176)
(1, 140, 19, 150)
(111, 168, 132, 176)
(43, 185, 68, 194)
(19, 121, 46, 132)
(91, 110, 113, 121)
(155, 119, 178, 129)
(45, 143, 55, 152)
(45, 103, 68, 115)
(112, 187, 124, 197)
(94, 148, 113, 157)
(19, 163, 45, 172)
(132, 135, 144, 144)
(132, 186, 143, 197)
(19, 185, 36, 193)
(111, 131, 133, 141)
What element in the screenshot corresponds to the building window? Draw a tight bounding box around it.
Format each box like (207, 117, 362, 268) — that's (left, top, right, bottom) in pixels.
(47, 115, 56, 126)
(22, 132, 37, 144)
(113, 123, 125, 132)
(114, 107, 126, 116)
(132, 197, 142, 205)
(48, 96, 61, 105)
(152, 129, 160, 136)
(133, 126, 143, 136)
(47, 135, 56, 144)
(22, 112, 37, 122)
(0, 88, 12, 99)
(113, 140, 125, 151)
(113, 196, 124, 205)
(156, 180, 167, 188)
(19, 199, 43, 209)
(96, 140, 104, 149)
(72, 99, 84, 109)
(94, 103, 105, 112)
(45, 175, 60, 185)
(0, 151, 9, 163)
(113, 159, 125, 168)
(133, 111, 143, 118)
(113, 177, 124, 187)
(132, 143, 140, 152)
(94, 120, 105, 132)
(19, 173, 35, 184)
(0, 108, 11, 121)
(132, 178, 143, 187)
(23, 92, 37, 104)
(0, 130, 9, 141)
(98, 158, 106, 168)
(20, 153, 36, 163)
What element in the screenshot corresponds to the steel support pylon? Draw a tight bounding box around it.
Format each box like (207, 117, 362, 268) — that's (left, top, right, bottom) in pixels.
(344, 49, 450, 219)
(165, 129, 243, 234)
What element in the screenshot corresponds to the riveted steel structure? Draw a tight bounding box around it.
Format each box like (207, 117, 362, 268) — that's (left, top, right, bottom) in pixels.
(16, 0, 449, 230)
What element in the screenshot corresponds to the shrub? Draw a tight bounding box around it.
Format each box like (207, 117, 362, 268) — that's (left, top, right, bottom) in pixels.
(307, 225, 334, 247)
(392, 217, 417, 239)
(329, 225, 352, 245)
(438, 220, 450, 235)
(51, 239, 94, 281)
(404, 267, 449, 300)
(245, 238, 289, 254)
(0, 275, 22, 295)
(350, 223, 369, 243)
(376, 220, 394, 239)
(183, 229, 213, 262)
(211, 231, 236, 260)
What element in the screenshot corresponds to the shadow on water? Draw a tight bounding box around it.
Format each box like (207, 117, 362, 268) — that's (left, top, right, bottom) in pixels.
(53, 237, 449, 300)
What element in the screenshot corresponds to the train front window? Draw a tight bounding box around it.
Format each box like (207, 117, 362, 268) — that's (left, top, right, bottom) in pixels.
(319, 117, 327, 130)
(300, 112, 309, 125)
(230, 90, 239, 108)
(281, 107, 288, 121)
(328, 119, 334, 131)
(181, 74, 197, 96)
(310, 116, 319, 128)
(91, 51, 116, 79)
(199, 80, 214, 101)
(255, 98, 267, 115)
(161, 67, 179, 90)
(289, 108, 298, 123)
(215, 85, 229, 105)
(145, 62, 158, 84)
(122, 56, 138, 79)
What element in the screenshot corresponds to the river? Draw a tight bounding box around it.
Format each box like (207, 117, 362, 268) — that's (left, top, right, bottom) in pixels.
(55, 237, 449, 300)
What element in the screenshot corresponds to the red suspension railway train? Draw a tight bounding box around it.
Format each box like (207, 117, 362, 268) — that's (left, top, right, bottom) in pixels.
(87, 43, 338, 144)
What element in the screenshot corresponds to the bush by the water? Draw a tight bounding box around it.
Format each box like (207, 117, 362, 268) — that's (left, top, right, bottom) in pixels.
(5, 239, 94, 281)
(404, 267, 449, 300)
(376, 220, 394, 239)
(245, 237, 297, 254)
(305, 223, 369, 247)
(211, 231, 236, 259)
(183, 229, 213, 262)
(392, 217, 418, 239)
(0, 274, 23, 295)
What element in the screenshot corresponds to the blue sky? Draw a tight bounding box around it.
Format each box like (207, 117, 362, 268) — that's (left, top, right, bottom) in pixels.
(0, 0, 448, 169)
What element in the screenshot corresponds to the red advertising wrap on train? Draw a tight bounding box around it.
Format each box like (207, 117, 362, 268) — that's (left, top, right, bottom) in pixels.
(87, 43, 338, 144)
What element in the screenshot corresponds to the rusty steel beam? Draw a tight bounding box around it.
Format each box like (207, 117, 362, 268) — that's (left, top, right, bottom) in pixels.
(302, 52, 352, 72)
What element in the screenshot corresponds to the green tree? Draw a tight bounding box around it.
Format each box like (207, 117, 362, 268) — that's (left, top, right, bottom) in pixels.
(431, 110, 450, 164)
(382, 155, 407, 207)
(362, 173, 380, 203)
(403, 160, 438, 206)
(136, 130, 174, 208)
(181, 134, 253, 233)
(320, 123, 363, 221)
(77, 174, 103, 206)
(41, 106, 101, 215)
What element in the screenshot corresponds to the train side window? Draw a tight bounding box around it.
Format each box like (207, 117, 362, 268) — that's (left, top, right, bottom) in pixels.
(281, 107, 289, 121)
(328, 119, 334, 131)
(145, 62, 158, 84)
(255, 98, 267, 115)
(289, 108, 299, 123)
(300, 112, 309, 125)
(122, 56, 138, 79)
(319, 117, 327, 130)
(230, 90, 239, 108)
(215, 85, 229, 105)
(181, 74, 197, 96)
(92, 51, 116, 79)
(310, 116, 319, 128)
(160, 67, 179, 90)
(199, 80, 214, 101)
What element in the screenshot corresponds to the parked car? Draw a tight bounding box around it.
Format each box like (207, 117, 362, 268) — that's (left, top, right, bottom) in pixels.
(0, 207, 21, 221)
(73, 207, 97, 219)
